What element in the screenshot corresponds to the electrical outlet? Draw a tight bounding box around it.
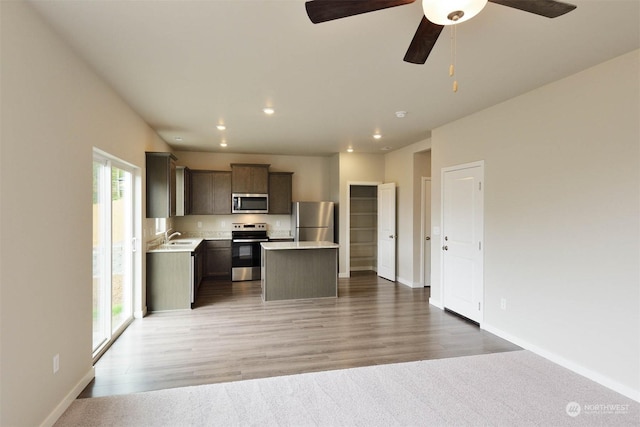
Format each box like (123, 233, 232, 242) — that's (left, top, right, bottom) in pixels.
(276, 220, 281, 227)
(53, 354, 60, 374)
(197, 221, 202, 228)
(221, 221, 226, 228)
(500, 298, 507, 311)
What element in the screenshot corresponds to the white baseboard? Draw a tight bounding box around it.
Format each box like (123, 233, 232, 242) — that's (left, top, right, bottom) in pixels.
(396, 276, 423, 288)
(339, 272, 350, 278)
(41, 366, 95, 427)
(134, 306, 147, 318)
(482, 322, 640, 403)
(429, 297, 443, 309)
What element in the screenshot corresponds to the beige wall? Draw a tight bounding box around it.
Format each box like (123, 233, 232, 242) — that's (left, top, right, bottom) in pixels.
(0, 2, 170, 425)
(430, 50, 639, 398)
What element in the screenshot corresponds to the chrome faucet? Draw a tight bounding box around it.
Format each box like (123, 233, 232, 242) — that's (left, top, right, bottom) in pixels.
(164, 231, 181, 244)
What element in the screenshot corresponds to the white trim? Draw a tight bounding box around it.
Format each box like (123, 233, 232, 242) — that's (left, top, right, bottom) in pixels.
(345, 181, 381, 276)
(482, 323, 640, 402)
(40, 367, 95, 427)
(134, 306, 147, 319)
(395, 276, 423, 288)
(429, 297, 443, 309)
(420, 177, 431, 287)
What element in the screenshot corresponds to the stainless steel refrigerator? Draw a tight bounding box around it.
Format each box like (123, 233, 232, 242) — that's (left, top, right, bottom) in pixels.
(291, 201, 335, 242)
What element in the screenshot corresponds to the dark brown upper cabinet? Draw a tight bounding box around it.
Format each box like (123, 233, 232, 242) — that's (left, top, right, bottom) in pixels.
(268, 172, 293, 214)
(190, 170, 232, 215)
(231, 164, 269, 194)
(146, 152, 177, 218)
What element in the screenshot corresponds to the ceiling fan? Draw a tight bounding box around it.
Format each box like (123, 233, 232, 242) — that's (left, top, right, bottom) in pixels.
(305, 0, 577, 64)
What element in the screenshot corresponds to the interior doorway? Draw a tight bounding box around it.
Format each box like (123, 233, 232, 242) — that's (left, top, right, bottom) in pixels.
(348, 184, 378, 273)
(421, 177, 431, 287)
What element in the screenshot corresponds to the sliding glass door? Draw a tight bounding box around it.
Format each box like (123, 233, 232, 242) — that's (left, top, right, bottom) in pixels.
(93, 152, 135, 358)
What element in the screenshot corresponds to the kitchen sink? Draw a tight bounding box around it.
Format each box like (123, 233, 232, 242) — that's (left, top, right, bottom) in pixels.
(168, 241, 193, 245)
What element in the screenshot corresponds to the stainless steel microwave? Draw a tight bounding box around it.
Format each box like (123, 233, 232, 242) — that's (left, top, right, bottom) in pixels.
(232, 193, 269, 214)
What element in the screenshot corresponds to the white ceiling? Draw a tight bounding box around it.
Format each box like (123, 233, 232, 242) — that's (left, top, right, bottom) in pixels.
(29, 0, 639, 156)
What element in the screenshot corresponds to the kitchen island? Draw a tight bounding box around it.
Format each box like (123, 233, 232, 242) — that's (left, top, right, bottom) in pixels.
(260, 241, 339, 301)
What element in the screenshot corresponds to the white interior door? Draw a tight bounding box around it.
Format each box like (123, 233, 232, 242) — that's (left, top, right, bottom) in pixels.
(377, 183, 396, 281)
(423, 178, 431, 286)
(442, 163, 484, 322)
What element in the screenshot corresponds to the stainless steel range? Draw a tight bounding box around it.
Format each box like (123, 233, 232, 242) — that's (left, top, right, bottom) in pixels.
(231, 223, 268, 281)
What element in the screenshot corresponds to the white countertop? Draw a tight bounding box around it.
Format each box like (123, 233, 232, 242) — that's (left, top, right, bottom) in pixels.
(147, 238, 204, 253)
(261, 241, 339, 250)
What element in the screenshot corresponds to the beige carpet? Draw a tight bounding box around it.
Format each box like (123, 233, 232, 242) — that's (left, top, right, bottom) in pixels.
(55, 350, 639, 426)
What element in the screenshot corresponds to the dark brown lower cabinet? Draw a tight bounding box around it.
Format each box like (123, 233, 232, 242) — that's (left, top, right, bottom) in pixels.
(205, 240, 231, 280)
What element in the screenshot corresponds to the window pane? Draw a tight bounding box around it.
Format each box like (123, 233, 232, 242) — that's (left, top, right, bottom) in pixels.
(111, 166, 132, 333)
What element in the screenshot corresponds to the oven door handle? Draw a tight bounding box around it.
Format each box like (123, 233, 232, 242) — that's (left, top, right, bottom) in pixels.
(232, 239, 269, 243)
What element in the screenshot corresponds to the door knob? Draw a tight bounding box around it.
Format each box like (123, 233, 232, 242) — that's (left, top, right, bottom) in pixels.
(425, 236, 431, 241)
(442, 245, 448, 251)
(389, 235, 395, 239)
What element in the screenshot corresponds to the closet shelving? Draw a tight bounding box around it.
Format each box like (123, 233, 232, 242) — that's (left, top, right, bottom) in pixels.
(349, 186, 377, 271)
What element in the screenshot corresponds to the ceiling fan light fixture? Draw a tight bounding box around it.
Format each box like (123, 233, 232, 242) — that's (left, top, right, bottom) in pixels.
(422, 0, 487, 25)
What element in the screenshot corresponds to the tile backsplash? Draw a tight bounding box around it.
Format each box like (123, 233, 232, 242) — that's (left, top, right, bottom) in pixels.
(174, 214, 292, 238)
(144, 214, 292, 249)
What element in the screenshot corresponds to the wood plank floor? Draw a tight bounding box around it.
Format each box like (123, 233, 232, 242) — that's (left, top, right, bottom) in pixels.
(79, 271, 520, 398)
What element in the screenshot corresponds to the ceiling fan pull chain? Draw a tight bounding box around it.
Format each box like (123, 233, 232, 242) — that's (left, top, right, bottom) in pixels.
(449, 25, 455, 77)
(450, 24, 458, 92)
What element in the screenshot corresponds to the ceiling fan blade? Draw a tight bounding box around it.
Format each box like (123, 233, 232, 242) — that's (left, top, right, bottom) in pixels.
(305, 0, 415, 24)
(404, 16, 444, 64)
(488, 0, 576, 18)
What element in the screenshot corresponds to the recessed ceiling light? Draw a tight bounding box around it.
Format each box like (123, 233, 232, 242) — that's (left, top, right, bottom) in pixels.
(216, 124, 226, 131)
(174, 137, 183, 142)
(263, 107, 275, 115)
(381, 146, 392, 151)
(373, 134, 382, 140)
(220, 141, 228, 147)
(395, 111, 407, 118)
(347, 147, 354, 153)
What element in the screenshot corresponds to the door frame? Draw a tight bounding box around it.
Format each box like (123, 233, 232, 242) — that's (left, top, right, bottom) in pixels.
(377, 182, 397, 281)
(344, 181, 381, 278)
(439, 160, 485, 324)
(92, 148, 142, 361)
(420, 177, 431, 287)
